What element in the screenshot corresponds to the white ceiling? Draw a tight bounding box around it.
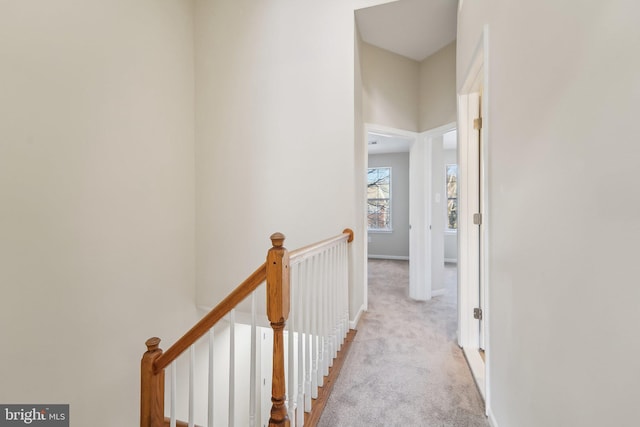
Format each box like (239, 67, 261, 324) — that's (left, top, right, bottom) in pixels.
(356, 0, 458, 62)
(367, 129, 457, 155)
(367, 132, 412, 154)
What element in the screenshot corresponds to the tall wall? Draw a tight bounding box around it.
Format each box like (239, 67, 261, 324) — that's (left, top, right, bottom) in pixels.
(457, 1, 640, 426)
(368, 152, 410, 259)
(361, 39, 456, 134)
(419, 41, 457, 131)
(361, 42, 420, 132)
(194, 0, 393, 321)
(0, 1, 198, 425)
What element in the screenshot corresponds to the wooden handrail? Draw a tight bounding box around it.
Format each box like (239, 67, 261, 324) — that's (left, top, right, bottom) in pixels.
(289, 228, 353, 265)
(154, 262, 267, 372)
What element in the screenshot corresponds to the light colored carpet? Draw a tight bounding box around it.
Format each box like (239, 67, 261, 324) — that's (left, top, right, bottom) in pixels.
(318, 260, 489, 427)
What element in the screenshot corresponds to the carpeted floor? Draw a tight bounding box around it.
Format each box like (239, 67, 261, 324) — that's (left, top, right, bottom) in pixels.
(318, 259, 489, 427)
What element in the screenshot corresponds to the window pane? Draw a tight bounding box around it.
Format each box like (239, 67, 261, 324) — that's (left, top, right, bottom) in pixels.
(447, 198, 458, 230)
(367, 167, 391, 230)
(446, 164, 457, 230)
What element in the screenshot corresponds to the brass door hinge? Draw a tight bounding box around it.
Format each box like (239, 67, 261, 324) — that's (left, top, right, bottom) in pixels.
(473, 117, 482, 130)
(473, 213, 482, 225)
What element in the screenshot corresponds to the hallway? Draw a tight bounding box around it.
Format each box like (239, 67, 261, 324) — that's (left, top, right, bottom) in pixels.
(318, 260, 488, 427)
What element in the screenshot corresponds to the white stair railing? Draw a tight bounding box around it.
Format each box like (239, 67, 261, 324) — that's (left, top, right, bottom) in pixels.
(284, 230, 352, 426)
(140, 229, 353, 427)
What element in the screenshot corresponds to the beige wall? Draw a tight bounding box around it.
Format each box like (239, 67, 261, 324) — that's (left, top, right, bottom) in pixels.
(0, 0, 198, 425)
(419, 41, 457, 131)
(361, 42, 420, 132)
(195, 0, 393, 321)
(361, 40, 456, 133)
(458, 1, 640, 426)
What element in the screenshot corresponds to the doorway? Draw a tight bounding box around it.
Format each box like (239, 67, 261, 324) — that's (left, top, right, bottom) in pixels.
(364, 123, 457, 303)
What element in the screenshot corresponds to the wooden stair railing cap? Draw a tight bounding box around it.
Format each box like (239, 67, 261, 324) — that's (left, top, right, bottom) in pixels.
(270, 232, 285, 247)
(145, 337, 161, 352)
(343, 228, 354, 243)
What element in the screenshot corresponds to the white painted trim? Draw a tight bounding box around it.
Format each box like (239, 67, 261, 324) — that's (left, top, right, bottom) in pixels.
(350, 304, 365, 329)
(365, 123, 417, 139)
(409, 135, 431, 301)
(421, 122, 457, 138)
(367, 165, 393, 232)
(367, 254, 409, 261)
(457, 91, 481, 349)
(481, 24, 492, 421)
(444, 258, 458, 264)
(431, 288, 446, 297)
(458, 23, 492, 419)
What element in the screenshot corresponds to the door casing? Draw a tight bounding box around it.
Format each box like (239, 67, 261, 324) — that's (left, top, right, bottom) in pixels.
(458, 24, 491, 410)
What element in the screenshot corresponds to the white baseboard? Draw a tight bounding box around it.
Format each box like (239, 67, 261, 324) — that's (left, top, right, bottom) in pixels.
(444, 258, 458, 264)
(368, 254, 409, 261)
(350, 304, 365, 329)
(431, 288, 446, 297)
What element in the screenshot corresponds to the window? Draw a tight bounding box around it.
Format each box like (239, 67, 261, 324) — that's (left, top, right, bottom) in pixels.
(446, 164, 458, 230)
(367, 167, 391, 231)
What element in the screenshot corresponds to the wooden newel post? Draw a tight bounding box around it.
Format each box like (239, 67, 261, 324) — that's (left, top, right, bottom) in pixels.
(141, 337, 165, 427)
(266, 233, 291, 427)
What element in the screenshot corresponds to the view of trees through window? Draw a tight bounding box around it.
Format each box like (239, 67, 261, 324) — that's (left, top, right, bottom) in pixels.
(367, 167, 391, 230)
(446, 164, 458, 230)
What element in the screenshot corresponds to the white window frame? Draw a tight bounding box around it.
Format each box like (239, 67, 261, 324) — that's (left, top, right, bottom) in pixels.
(367, 166, 392, 232)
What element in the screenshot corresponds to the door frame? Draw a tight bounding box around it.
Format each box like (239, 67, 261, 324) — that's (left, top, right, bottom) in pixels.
(415, 123, 457, 300)
(364, 124, 417, 306)
(458, 24, 491, 410)
(363, 123, 456, 302)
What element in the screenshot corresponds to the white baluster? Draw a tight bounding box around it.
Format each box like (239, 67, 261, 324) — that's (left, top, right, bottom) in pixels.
(340, 241, 346, 343)
(331, 245, 338, 362)
(208, 328, 215, 427)
(297, 261, 305, 426)
(287, 269, 296, 427)
(338, 242, 343, 344)
(317, 250, 326, 385)
(310, 255, 319, 399)
(171, 360, 177, 427)
(304, 257, 313, 411)
(189, 344, 195, 427)
(250, 292, 257, 427)
(327, 246, 337, 366)
(343, 240, 349, 340)
(229, 309, 235, 427)
(321, 249, 330, 378)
